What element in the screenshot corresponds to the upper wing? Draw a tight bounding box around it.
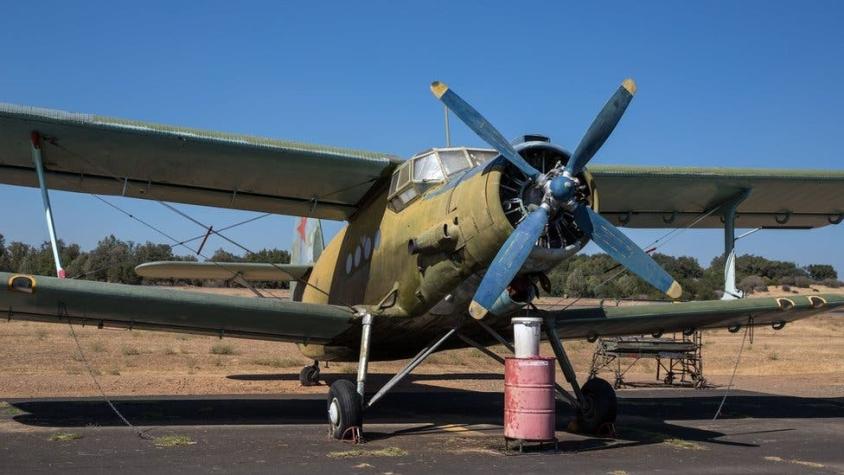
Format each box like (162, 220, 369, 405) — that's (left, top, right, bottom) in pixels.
(590, 165, 844, 228)
(135, 261, 312, 281)
(0, 103, 401, 220)
(1, 272, 355, 343)
(538, 294, 843, 339)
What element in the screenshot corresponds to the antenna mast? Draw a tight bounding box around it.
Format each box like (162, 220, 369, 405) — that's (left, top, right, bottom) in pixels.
(443, 105, 451, 147)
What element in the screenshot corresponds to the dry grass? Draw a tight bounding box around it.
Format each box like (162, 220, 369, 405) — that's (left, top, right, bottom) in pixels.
(0, 286, 840, 399)
(90, 341, 107, 353)
(210, 343, 238, 355)
(327, 447, 407, 458)
(49, 432, 83, 442)
(153, 435, 196, 447)
(251, 357, 303, 368)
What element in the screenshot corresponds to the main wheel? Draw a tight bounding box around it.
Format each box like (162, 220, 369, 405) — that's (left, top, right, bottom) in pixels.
(327, 379, 362, 439)
(577, 377, 617, 435)
(299, 364, 320, 386)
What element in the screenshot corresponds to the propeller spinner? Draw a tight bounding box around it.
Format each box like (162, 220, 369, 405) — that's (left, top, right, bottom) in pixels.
(430, 79, 682, 319)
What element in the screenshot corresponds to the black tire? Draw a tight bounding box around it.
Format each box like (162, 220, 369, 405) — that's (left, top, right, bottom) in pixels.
(299, 365, 320, 386)
(327, 379, 362, 439)
(577, 378, 617, 435)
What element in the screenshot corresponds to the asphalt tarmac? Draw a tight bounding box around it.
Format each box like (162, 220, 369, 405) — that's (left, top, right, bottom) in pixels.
(1, 388, 842, 474)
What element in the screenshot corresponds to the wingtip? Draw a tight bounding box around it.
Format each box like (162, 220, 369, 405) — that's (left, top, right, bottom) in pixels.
(622, 78, 637, 96)
(430, 81, 449, 99)
(667, 281, 682, 299)
(468, 300, 489, 320)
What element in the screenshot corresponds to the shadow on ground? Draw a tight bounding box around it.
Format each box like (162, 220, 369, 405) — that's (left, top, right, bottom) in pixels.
(226, 372, 504, 382)
(6, 383, 843, 453)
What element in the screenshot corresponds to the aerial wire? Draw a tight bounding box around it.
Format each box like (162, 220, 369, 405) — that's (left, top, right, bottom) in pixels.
(712, 324, 749, 420)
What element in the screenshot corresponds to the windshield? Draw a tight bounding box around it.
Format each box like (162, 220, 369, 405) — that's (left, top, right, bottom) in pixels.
(413, 153, 444, 182)
(438, 149, 471, 175)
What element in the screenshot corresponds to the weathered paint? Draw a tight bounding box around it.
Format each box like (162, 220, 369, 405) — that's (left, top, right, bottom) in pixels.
(0, 272, 355, 343)
(504, 357, 556, 442)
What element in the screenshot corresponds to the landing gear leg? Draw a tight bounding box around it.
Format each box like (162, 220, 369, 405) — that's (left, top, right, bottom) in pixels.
(543, 316, 617, 435)
(299, 360, 320, 386)
(327, 312, 372, 440)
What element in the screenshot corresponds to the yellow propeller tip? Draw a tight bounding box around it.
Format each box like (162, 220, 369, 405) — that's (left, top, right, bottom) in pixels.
(622, 78, 637, 95)
(430, 81, 449, 99)
(667, 281, 682, 299)
(468, 300, 489, 320)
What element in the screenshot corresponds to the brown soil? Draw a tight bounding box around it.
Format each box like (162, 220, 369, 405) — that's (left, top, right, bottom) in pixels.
(1, 285, 841, 399)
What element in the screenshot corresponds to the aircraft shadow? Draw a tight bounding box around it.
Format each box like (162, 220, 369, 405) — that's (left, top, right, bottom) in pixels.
(7, 386, 842, 423)
(226, 372, 504, 383)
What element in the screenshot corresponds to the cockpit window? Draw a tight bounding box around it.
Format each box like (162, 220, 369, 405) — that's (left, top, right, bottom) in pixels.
(467, 149, 498, 166)
(412, 153, 444, 183)
(397, 161, 410, 186)
(388, 147, 496, 212)
(438, 149, 471, 175)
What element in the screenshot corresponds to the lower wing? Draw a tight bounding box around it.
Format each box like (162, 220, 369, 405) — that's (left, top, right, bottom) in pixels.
(1, 272, 355, 343)
(538, 294, 843, 339)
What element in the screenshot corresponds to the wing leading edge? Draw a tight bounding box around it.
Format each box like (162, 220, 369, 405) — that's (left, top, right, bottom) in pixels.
(537, 294, 844, 339)
(0, 103, 401, 220)
(135, 261, 312, 282)
(589, 165, 844, 229)
(1, 272, 355, 343)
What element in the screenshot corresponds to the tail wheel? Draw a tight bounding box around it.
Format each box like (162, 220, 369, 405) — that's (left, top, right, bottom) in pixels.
(327, 379, 362, 439)
(299, 364, 320, 386)
(577, 377, 617, 434)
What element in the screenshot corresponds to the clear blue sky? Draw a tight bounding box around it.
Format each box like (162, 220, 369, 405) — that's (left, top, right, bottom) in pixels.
(1, 1, 842, 274)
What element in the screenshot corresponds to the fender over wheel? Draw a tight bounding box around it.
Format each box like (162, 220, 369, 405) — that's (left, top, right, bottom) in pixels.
(327, 379, 362, 439)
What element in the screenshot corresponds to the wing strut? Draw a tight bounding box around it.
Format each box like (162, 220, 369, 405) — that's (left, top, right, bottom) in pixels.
(30, 131, 65, 278)
(720, 189, 751, 300)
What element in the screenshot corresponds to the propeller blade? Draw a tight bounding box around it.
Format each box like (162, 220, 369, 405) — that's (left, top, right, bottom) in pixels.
(573, 205, 682, 299)
(565, 79, 637, 176)
(431, 81, 540, 179)
(469, 205, 549, 318)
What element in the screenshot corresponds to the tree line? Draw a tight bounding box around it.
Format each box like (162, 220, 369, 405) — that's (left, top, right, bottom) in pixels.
(0, 233, 838, 298)
(0, 234, 289, 287)
(546, 252, 840, 301)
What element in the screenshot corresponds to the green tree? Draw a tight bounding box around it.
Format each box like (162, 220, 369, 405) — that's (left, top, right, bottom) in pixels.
(209, 248, 241, 262)
(7, 241, 35, 274)
(83, 235, 136, 283)
(564, 268, 588, 297)
(805, 264, 837, 281)
(245, 248, 290, 264)
(0, 234, 10, 271)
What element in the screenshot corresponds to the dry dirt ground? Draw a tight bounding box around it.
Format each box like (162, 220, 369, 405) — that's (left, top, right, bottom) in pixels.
(1, 286, 842, 400)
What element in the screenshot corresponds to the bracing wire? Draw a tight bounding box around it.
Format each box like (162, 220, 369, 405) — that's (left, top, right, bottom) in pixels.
(713, 324, 749, 420)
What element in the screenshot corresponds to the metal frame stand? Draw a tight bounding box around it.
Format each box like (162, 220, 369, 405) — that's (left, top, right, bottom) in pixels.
(589, 332, 706, 389)
(30, 132, 65, 278)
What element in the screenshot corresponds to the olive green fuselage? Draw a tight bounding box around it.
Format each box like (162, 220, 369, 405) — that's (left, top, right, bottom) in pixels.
(298, 163, 518, 361)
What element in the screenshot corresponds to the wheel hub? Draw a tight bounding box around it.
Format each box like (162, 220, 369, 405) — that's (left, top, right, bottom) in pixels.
(328, 399, 340, 425)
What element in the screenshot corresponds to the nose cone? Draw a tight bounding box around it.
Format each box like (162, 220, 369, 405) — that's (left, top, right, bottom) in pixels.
(549, 176, 575, 202)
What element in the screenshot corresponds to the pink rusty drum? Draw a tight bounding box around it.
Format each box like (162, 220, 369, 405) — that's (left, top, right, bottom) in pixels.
(504, 356, 556, 441)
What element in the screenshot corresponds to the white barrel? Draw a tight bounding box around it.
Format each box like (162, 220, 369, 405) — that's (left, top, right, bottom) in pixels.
(512, 317, 543, 358)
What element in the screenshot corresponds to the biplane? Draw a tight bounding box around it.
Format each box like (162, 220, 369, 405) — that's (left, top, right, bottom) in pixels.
(1, 79, 842, 439)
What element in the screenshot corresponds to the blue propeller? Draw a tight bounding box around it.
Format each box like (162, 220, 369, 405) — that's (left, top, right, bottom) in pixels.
(565, 79, 637, 177)
(431, 81, 540, 179)
(430, 79, 681, 319)
(468, 205, 550, 319)
(572, 205, 680, 299)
